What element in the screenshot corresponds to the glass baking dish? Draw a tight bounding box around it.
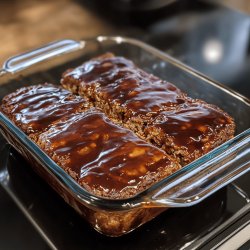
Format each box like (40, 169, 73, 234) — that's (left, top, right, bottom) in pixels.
(0, 36, 249, 237)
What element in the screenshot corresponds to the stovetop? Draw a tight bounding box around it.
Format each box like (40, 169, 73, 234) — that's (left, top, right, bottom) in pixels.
(143, 1, 250, 98)
(1, 144, 249, 250)
(0, 1, 250, 249)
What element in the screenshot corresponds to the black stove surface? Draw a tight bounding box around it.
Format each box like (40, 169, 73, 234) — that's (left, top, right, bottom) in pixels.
(144, 1, 250, 98)
(0, 144, 249, 250)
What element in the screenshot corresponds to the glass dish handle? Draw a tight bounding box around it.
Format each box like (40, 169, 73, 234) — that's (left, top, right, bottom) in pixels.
(149, 129, 250, 208)
(1, 39, 83, 74)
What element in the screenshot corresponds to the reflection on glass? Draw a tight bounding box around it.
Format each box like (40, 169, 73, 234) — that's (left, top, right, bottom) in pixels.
(202, 39, 223, 64)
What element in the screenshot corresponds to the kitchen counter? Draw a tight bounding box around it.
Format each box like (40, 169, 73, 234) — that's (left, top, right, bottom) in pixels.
(2, 0, 250, 66)
(0, 0, 118, 67)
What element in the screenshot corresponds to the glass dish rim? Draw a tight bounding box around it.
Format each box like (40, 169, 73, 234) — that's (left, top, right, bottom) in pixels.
(0, 36, 249, 211)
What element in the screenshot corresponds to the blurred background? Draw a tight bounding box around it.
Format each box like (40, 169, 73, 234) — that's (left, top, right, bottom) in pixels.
(0, 0, 250, 249)
(1, 0, 250, 96)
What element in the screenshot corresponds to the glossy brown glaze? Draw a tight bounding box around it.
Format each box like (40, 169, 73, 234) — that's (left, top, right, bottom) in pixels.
(62, 54, 187, 116)
(38, 110, 180, 198)
(146, 102, 235, 160)
(61, 54, 235, 166)
(1, 84, 89, 135)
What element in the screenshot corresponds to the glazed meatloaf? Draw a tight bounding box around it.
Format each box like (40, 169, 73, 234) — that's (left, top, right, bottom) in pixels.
(0, 54, 236, 198)
(61, 53, 235, 165)
(36, 110, 181, 198)
(1, 84, 89, 141)
(0, 85, 181, 199)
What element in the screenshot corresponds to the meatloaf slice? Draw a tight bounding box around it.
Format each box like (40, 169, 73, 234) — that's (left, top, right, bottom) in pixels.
(37, 109, 181, 199)
(61, 54, 235, 165)
(1, 83, 90, 141)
